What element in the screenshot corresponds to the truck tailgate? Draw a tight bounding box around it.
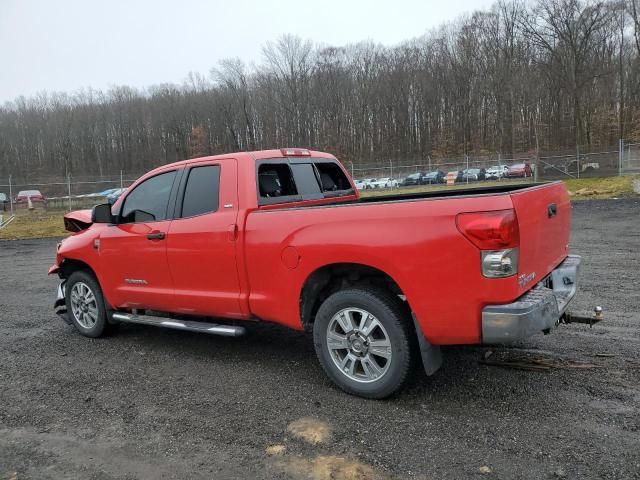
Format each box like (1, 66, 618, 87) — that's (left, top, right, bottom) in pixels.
(510, 182, 571, 292)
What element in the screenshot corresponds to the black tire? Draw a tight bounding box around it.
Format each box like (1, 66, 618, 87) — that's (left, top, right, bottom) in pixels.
(313, 287, 414, 399)
(65, 269, 115, 338)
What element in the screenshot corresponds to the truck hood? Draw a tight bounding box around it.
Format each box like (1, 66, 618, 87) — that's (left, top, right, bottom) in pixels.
(64, 209, 92, 232)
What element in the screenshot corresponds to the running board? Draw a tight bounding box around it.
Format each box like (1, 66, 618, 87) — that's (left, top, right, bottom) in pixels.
(111, 313, 246, 337)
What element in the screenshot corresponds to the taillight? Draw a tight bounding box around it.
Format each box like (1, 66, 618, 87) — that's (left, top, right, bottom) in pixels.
(456, 209, 519, 250)
(456, 210, 520, 278)
(281, 148, 311, 156)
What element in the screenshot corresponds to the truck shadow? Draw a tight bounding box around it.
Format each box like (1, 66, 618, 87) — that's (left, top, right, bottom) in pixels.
(108, 320, 570, 401)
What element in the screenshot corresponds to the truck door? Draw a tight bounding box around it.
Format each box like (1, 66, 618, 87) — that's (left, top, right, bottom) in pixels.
(99, 169, 178, 311)
(166, 159, 242, 317)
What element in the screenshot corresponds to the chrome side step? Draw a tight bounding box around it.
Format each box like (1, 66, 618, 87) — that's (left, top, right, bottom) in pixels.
(111, 312, 246, 337)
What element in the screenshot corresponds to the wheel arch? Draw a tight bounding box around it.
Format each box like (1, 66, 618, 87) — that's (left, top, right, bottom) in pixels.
(299, 262, 410, 332)
(59, 258, 97, 280)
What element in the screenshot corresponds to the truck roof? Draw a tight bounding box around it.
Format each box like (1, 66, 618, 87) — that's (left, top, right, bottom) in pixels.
(146, 148, 337, 177)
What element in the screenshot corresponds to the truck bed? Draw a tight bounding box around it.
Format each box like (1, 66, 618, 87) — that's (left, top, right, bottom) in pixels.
(245, 180, 571, 344)
(356, 182, 536, 204)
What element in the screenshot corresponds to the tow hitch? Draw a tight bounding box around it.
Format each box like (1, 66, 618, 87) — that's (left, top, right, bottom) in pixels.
(561, 306, 603, 328)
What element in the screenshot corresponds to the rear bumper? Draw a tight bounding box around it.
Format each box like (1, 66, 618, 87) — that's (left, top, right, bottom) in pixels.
(482, 255, 581, 343)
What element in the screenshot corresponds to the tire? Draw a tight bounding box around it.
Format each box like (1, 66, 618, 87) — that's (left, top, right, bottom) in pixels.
(65, 269, 115, 338)
(313, 287, 414, 399)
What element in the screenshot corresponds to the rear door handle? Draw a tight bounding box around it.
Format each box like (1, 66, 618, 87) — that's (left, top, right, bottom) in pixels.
(147, 231, 166, 240)
(227, 224, 238, 242)
(548, 203, 557, 218)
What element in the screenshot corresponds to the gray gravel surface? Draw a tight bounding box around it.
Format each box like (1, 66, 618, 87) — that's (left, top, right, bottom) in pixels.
(0, 198, 639, 479)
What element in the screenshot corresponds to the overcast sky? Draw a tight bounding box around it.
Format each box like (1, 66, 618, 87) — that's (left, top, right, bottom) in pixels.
(0, 0, 493, 103)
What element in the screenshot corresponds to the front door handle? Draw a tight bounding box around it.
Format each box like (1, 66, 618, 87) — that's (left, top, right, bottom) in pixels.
(147, 231, 166, 241)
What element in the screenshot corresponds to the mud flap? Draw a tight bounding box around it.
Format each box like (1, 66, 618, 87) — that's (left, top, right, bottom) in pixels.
(412, 314, 442, 376)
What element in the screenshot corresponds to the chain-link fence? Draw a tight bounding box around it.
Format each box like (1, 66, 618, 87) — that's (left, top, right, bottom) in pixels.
(1, 140, 639, 214)
(0, 171, 144, 215)
(347, 140, 640, 190)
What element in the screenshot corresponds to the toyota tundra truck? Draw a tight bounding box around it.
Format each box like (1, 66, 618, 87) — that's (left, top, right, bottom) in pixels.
(50, 148, 590, 399)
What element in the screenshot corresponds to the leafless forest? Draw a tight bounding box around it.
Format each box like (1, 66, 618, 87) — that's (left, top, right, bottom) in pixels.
(2, 0, 640, 179)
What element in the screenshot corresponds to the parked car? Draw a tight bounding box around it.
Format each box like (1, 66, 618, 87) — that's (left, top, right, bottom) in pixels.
(356, 178, 377, 190)
(0, 193, 9, 211)
(370, 177, 398, 188)
(106, 188, 127, 204)
(485, 165, 508, 180)
(50, 148, 583, 399)
(15, 190, 47, 207)
(505, 163, 533, 178)
(353, 179, 367, 190)
(447, 170, 464, 183)
(85, 188, 119, 198)
(401, 173, 423, 186)
(421, 170, 446, 184)
(461, 168, 486, 182)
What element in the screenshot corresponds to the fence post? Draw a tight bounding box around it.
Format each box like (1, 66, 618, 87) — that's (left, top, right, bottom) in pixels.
(120, 170, 124, 189)
(67, 174, 72, 212)
(8, 174, 13, 216)
(466, 155, 469, 184)
(619, 139, 624, 176)
(576, 145, 580, 179)
(428, 155, 431, 173)
(389, 159, 394, 190)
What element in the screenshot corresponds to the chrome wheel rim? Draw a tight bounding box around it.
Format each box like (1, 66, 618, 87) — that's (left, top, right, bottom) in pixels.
(70, 282, 99, 329)
(326, 308, 392, 383)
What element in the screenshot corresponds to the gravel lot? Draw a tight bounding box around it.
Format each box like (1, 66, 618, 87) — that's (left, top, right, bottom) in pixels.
(1, 199, 639, 480)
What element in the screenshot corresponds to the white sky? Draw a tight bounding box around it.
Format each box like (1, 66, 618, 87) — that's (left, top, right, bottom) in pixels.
(0, 0, 493, 102)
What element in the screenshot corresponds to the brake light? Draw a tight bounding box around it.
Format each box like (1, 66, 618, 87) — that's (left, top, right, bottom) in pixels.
(281, 148, 311, 156)
(456, 209, 519, 250)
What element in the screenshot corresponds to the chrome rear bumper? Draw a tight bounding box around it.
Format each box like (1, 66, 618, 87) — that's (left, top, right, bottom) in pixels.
(482, 255, 581, 343)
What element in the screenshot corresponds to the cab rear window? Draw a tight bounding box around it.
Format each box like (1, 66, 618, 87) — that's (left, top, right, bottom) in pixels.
(257, 159, 353, 206)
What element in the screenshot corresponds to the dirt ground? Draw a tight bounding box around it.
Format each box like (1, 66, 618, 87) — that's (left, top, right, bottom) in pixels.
(0, 199, 638, 480)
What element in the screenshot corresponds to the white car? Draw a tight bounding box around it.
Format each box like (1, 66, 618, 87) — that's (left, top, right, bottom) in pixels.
(354, 179, 367, 190)
(370, 177, 398, 189)
(486, 165, 508, 180)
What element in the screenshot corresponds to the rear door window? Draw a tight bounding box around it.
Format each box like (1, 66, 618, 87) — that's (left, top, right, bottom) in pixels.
(180, 165, 220, 218)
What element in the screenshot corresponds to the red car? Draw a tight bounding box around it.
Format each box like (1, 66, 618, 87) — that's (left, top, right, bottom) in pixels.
(504, 163, 534, 178)
(50, 148, 586, 398)
(15, 189, 47, 206)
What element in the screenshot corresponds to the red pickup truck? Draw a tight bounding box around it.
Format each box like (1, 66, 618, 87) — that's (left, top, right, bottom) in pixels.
(50, 148, 585, 398)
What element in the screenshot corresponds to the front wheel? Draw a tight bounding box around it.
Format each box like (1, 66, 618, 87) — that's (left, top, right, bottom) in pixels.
(65, 270, 114, 338)
(313, 288, 414, 399)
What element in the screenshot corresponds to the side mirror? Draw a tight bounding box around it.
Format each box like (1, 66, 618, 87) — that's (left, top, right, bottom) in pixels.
(92, 203, 114, 224)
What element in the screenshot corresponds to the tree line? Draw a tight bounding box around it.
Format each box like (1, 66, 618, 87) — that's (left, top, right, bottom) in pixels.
(1, 0, 640, 180)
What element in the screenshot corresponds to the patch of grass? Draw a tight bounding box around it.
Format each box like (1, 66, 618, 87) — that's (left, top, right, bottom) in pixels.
(0, 210, 67, 241)
(564, 175, 636, 199)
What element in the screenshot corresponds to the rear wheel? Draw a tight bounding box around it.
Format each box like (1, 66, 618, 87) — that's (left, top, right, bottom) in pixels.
(65, 270, 114, 338)
(313, 287, 414, 399)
